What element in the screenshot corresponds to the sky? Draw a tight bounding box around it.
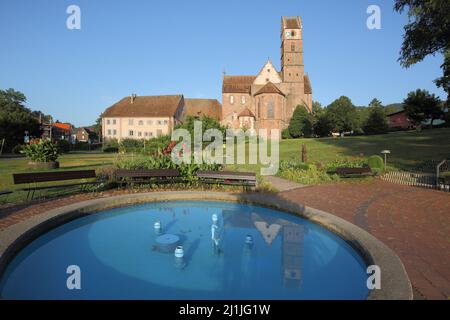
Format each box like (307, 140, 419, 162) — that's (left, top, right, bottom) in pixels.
(0, 0, 447, 127)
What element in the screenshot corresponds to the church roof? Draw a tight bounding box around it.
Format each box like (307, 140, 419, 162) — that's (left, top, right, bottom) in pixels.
(101, 95, 183, 118)
(238, 108, 255, 118)
(282, 16, 302, 29)
(183, 99, 222, 120)
(254, 82, 285, 96)
(304, 75, 312, 94)
(222, 76, 256, 93)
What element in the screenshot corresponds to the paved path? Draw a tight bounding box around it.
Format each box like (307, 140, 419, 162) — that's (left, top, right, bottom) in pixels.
(280, 180, 450, 300)
(1, 180, 449, 299)
(264, 175, 305, 192)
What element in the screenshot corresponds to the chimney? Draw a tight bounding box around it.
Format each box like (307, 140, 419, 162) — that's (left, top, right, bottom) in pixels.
(130, 94, 137, 104)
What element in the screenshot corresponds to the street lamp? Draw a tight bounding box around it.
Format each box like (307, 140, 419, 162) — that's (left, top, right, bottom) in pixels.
(381, 150, 391, 171)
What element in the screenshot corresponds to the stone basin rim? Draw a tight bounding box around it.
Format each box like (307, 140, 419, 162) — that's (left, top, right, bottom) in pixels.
(0, 191, 413, 300)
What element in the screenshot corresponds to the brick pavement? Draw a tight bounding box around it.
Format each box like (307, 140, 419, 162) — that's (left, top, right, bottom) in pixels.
(1, 180, 449, 299)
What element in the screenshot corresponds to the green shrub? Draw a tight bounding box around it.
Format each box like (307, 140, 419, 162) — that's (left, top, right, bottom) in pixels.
(368, 155, 384, 171)
(281, 128, 292, 139)
(278, 164, 340, 185)
(119, 138, 144, 153)
(325, 158, 367, 172)
(103, 138, 119, 153)
(57, 139, 71, 153)
(21, 139, 60, 162)
(143, 135, 172, 155)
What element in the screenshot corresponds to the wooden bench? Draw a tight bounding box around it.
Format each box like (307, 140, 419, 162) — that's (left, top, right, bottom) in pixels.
(114, 169, 181, 186)
(335, 167, 373, 177)
(13, 170, 99, 200)
(197, 170, 257, 190)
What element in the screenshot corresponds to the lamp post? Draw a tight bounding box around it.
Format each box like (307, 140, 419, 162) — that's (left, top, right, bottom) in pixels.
(381, 150, 391, 171)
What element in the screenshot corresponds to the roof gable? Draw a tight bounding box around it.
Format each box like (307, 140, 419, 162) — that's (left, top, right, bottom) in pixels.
(254, 82, 285, 96)
(253, 60, 282, 85)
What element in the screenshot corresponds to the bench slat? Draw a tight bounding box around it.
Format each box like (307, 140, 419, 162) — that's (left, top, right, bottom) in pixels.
(197, 170, 256, 181)
(13, 170, 97, 184)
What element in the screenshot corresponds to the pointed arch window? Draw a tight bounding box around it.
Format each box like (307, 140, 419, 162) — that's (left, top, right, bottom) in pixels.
(267, 98, 274, 119)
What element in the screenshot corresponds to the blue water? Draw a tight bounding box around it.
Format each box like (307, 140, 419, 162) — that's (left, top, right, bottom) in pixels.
(0, 201, 369, 299)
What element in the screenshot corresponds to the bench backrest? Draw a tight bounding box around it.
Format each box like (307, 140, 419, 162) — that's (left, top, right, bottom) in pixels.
(115, 169, 180, 178)
(197, 170, 256, 181)
(13, 170, 97, 185)
(336, 167, 371, 174)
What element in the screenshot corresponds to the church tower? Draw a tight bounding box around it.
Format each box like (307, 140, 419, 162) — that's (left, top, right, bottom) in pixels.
(281, 16, 311, 113)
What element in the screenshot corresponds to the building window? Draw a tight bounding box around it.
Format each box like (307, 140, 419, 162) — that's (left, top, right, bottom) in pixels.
(268, 99, 274, 119)
(291, 43, 295, 51)
(113, 129, 117, 135)
(267, 69, 270, 72)
(106, 119, 110, 125)
(128, 119, 134, 125)
(230, 95, 234, 104)
(157, 129, 162, 137)
(138, 131, 142, 137)
(112, 119, 116, 125)
(241, 95, 246, 105)
(129, 130, 134, 136)
(146, 120, 153, 125)
(138, 120, 144, 126)
(163, 120, 168, 125)
(157, 120, 162, 125)
(107, 129, 111, 135)
(149, 132, 153, 137)
(291, 31, 295, 37)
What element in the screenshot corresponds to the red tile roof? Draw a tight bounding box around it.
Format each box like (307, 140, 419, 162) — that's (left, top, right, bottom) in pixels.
(304, 75, 312, 94)
(238, 108, 255, 118)
(184, 99, 222, 120)
(53, 123, 72, 131)
(254, 82, 285, 96)
(222, 76, 256, 93)
(102, 95, 183, 118)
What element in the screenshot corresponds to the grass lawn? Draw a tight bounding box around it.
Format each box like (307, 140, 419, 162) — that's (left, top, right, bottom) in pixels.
(278, 128, 450, 170)
(1, 128, 449, 204)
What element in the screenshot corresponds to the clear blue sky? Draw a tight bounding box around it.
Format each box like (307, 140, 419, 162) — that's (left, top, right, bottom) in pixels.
(0, 0, 446, 127)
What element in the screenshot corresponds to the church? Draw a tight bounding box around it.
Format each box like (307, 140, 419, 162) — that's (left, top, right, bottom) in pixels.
(221, 16, 313, 137)
(101, 16, 312, 141)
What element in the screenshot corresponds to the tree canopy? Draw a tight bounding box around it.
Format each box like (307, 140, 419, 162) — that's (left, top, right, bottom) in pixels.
(0, 88, 41, 152)
(395, 0, 450, 101)
(403, 89, 443, 126)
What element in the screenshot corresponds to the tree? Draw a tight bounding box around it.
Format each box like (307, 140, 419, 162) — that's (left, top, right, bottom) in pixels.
(363, 106, 389, 135)
(0, 88, 40, 151)
(394, 0, 450, 101)
(403, 89, 443, 127)
(92, 117, 103, 142)
(368, 98, 383, 108)
(314, 112, 334, 137)
(312, 101, 323, 115)
(288, 105, 309, 138)
(325, 96, 359, 133)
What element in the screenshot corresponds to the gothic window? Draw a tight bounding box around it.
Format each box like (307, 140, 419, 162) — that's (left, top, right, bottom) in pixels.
(241, 95, 246, 104)
(230, 95, 234, 104)
(291, 43, 295, 51)
(268, 98, 274, 119)
(291, 31, 295, 37)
